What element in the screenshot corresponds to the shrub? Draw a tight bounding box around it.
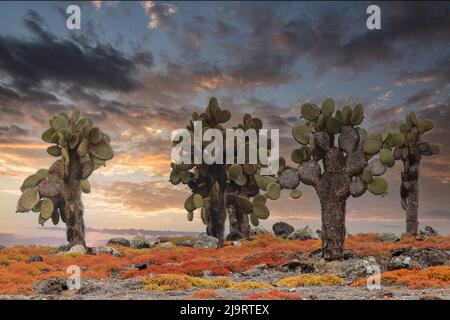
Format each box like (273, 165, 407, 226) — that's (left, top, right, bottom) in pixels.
(231, 281, 273, 291)
(352, 266, 450, 289)
(276, 274, 342, 287)
(246, 290, 303, 300)
(191, 289, 220, 299)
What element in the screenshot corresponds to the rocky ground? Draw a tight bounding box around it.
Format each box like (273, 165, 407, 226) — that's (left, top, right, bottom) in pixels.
(1, 226, 449, 300)
(1, 276, 449, 300)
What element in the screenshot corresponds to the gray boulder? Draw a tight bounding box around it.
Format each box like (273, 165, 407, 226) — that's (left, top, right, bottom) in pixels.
(159, 242, 175, 250)
(131, 235, 150, 249)
(0, 245, 6, 250)
(287, 226, 318, 240)
(60, 245, 86, 255)
(345, 257, 379, 278)
(96, 245, 122, 257)
(420, 226, 439, 237)
(389, 247, 449, 270)
(107, 238, 131, 247)
(273, 222, 294, 238)
(378, 232, 400, 242)
(34, 277, 68, 294)
(26, 255, 43, 263)
(194, 233, 219, 248)
(50, 244, 71, 254)
(388, 256, 412, 270)
(250, 226, 270, 236)
(178, 240, 194, 247)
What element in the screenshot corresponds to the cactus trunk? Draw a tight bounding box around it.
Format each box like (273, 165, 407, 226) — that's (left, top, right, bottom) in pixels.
(206, 185, 227, 247)
(320, 196, 347, 261)
(66, 197, 85, 247)
(63, 149, 86, 247)
(228, 205, 250, 239)
(317, 170, 350, 261)
(405, 179, 419, 235)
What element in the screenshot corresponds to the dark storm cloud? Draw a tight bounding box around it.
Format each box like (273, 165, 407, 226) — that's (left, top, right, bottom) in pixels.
(0, 125, 29, 137)
(268, 2, 450, 72)
(392, 59, 450, 86)
(404, 88, 442, 106)
(0, 14, 153, 93)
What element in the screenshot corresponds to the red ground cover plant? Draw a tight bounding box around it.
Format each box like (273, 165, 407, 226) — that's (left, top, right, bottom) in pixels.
(352, 266, 450, 289)
(246, 290, 303, 300)
(346, 234, 450, 257)
(191, 289, 220, 299)
(1, 234, 449, 295)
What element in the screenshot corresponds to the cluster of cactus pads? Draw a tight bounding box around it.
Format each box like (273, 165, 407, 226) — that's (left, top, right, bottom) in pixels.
(394, 112, 441, 235)
(16, 110, 113, 246)
(169, 98, 279, 245)
(278, 98, 405, 260)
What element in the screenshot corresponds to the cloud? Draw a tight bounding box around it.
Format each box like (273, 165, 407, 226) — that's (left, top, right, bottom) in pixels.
(392, 59, 450, 86)
(404, 88, 442, 106)
(142, 1, 177, 29)
(0, 15, 152, 93)
(0, 125, 29, 138)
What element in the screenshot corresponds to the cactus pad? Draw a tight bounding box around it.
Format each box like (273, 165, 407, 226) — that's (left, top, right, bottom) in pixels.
(89, 140, 114, 160)
(18, 188, 40, 211)
(292, 124, 310, 145)
(368, 177, 388, 196)
(363, 134, 383, 155)
(301, 103, 321, 121)
(253, 202, 269, 219)
(290, 189, 302, 199)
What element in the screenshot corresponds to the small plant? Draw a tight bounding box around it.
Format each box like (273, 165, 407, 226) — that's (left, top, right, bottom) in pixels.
(191, 289, 220, 299)
(16, 110, 113, 247)
(246, 290, 303, 300)
(279, 98, 404, 260)
(276, 274, 343, 287)
(352, 266, 450, 289)
(394, 112, 441, 235)
(231, 281, 273, 291)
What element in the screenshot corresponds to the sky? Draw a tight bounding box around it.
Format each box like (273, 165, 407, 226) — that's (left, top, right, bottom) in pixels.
(0, 1, 449, 246)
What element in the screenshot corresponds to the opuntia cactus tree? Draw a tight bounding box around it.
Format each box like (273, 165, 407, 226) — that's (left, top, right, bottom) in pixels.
(393, 112, 441, 235)
(16, 110, 114, 247)
(169, 98, 278, 246)
(279, 98, 404, 260)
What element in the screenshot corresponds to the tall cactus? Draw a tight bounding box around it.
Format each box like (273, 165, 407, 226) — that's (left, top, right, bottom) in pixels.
(169, 98, 278, 246)
(394, 112, 441, 235)
(279, 98, 404, 260)
(16, 110, 114, 247)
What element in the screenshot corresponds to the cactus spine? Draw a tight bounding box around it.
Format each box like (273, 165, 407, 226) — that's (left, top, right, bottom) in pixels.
(16, 110, 114, 247)
(394, 112, 440, 235)
(279, 99, 403, 261)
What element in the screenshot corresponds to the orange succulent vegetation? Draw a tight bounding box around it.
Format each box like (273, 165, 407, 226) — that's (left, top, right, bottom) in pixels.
(0, 233, 449, 295)
(346, 234, 450, 257)
(121, 234, 314, 278)
(191, 289, 220, 299)
(276, 274, 342, 287)
(352, 266, 450, 289)
(246, 290, 303, 300)
(141, 274, 232, 291)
